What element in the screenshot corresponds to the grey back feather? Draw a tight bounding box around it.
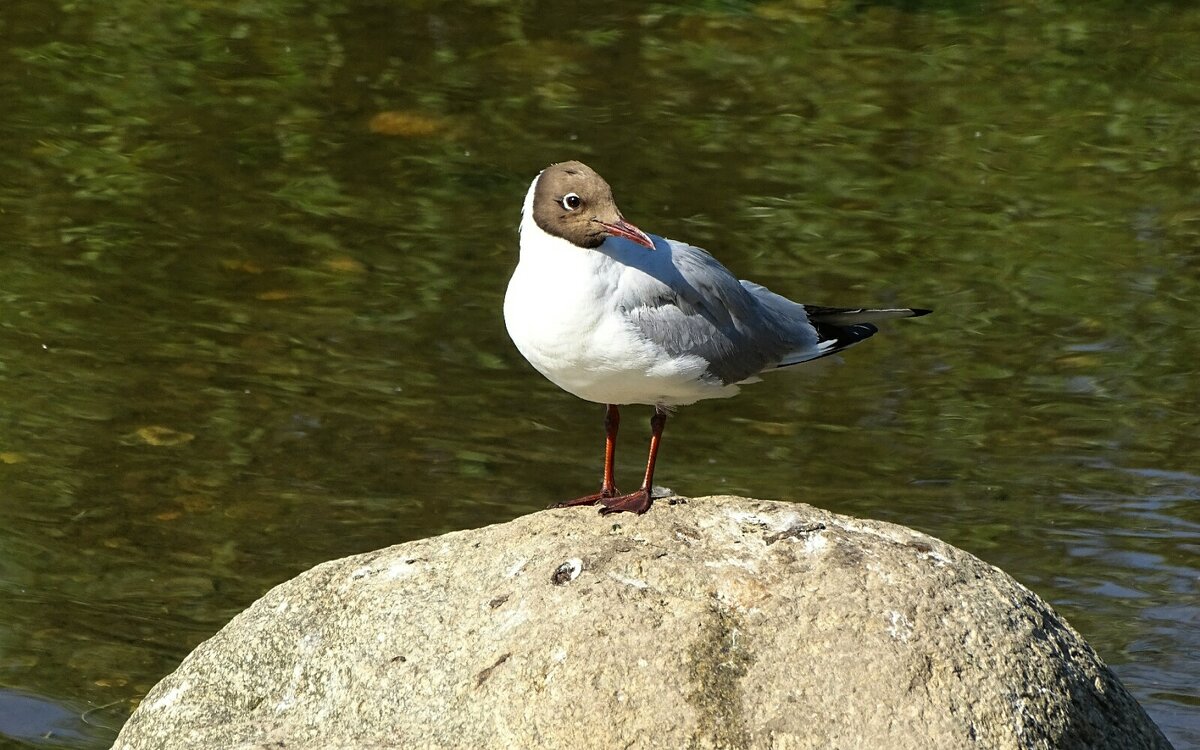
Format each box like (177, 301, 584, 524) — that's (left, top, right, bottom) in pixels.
(612, 237, 819, 385)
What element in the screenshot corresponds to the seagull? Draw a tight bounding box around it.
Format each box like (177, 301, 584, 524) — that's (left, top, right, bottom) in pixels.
(504, 160, 929, 515)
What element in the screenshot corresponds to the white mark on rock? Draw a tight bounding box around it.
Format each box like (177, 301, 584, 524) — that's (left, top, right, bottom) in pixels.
(724, 508, 814, 538)
(887, 610, 913, 642)
(495, 607, 529, 635)
(383, 560, 418, 580)
(276, 660, 305, 712)
(506, 558, 529, 578)
(704, 558, 758, 572)
(147, 680, 190, 711)
(922, 549, 952, 567)
(803, 533, 827, 555)
(551, 558, 582, 585)
(829, 518, 915, 548)
(544, 646, 568, 686)
(607, 572, 649, 589)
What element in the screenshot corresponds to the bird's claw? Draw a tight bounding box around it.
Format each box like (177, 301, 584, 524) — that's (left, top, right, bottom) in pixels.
(598, 489, 653, 515)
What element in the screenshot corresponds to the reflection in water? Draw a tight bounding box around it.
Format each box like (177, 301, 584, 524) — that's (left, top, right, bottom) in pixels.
(0, 689, 116, 747)
(0, 0, 1197, 747)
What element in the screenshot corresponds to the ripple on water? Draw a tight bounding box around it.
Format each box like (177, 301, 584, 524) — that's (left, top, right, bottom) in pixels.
(0, 688, 117, 748)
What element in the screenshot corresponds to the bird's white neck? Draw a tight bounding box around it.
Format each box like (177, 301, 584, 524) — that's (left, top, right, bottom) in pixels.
(518, 173, 591, 265)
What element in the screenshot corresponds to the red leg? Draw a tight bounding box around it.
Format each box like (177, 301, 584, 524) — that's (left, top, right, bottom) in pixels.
(600, 403, 619, 495)
(556, 404, 621, 507)
(600, 407, 667, 515)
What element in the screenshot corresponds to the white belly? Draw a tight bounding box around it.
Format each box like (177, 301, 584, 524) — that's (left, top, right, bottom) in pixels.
(503, 249, 735, 407)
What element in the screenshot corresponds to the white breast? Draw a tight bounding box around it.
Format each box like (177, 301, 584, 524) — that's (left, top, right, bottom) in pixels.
(503, 184, 737, 407)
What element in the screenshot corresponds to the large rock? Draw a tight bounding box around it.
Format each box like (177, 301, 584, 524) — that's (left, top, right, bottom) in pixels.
(113, 496, 1173, 750)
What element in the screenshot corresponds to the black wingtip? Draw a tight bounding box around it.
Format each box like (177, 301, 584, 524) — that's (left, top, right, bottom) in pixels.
(910, 308, 933, 317)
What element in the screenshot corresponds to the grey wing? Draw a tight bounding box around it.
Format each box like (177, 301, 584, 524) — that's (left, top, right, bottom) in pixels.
(620, 239, 820, 384)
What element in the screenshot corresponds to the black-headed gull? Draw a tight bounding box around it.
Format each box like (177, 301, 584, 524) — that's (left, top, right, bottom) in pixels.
(504, 160, 929, 515)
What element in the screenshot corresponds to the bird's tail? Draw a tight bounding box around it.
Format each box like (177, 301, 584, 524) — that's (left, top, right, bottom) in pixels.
(803, 306, 932, 325)
(739, 280, 931, 369)
(798, 306, 931, 364)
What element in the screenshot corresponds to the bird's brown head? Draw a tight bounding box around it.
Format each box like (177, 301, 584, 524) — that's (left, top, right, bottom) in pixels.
(531, 161, 654, 250)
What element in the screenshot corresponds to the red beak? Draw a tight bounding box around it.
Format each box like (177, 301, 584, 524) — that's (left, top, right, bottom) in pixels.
(597, 218, 654, 250)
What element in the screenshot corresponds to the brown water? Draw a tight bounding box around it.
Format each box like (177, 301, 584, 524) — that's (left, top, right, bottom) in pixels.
(0, 1, 1197, 746)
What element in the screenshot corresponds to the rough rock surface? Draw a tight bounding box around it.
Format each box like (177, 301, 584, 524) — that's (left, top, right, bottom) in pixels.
(113, 496, 1173, 750)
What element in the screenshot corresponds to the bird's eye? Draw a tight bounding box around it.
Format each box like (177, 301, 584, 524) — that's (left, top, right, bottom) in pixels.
(561, 193, 582, 210)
